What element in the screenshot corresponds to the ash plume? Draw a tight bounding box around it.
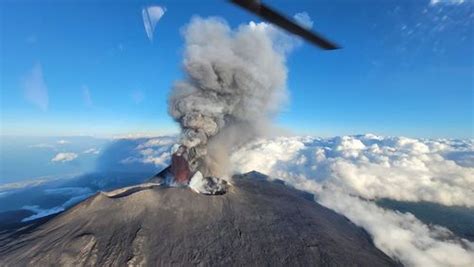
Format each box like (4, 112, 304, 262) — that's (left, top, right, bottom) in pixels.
(168, 17, 291, 178)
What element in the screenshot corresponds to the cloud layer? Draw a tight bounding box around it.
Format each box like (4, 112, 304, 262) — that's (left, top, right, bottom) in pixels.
(318, 190, 474, 266)
(231, 135, 474, 207)
(230, 134, 474, 266)
(120, 136, 176, 168)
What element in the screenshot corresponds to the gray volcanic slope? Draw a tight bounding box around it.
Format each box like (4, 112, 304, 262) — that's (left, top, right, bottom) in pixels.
(0, 172, 399, 266)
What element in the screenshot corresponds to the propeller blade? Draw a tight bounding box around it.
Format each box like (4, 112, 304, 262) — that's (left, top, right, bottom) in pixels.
(230, 0, 340, 50)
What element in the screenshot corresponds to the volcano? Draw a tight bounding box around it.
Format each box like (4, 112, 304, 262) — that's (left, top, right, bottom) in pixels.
(0, 171, 399, 266)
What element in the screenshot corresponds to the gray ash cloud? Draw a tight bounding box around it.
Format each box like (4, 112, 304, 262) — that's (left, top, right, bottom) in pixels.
(168, 17, 289, 177)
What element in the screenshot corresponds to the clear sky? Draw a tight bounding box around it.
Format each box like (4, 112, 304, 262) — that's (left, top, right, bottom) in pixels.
(1, 0, 472, 138)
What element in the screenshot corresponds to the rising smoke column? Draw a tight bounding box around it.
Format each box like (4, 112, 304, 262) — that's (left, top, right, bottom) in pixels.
(168, 17, 290, 177)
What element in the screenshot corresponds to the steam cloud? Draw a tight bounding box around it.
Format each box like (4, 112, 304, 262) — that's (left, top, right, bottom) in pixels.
(168, 17, 289, 177)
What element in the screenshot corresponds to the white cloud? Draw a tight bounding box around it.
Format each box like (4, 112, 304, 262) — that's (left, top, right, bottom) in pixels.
(21, 205, 65, 221)
(139, 150, 170, 166)
(136, 137, 176, 149)
(83, 148, 100, 154)
(247, 20, 302, 55)
(142, 5, 166, 42)
(51, 152, 78, 163)
(82, 85, 92, 107)
(57, 139, 70, 145)
(231, 135, 474, 207)
(293, 12, 314, 29)
(22, 187, 93, 221)
(430, 0, 466, 5)
(120, 136, 176, 167)
(121, 148, 171, 167)
(319, 191, 474, 266)
(0, 176, 55, 192)
(110, 133, 149, 139)
(229, 134, 474, 266)
(22, 63, 48, 111)
(246, 12, 314, 55)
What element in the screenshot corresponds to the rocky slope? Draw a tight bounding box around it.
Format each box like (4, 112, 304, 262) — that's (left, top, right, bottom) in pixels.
(0, 171, 399, 266)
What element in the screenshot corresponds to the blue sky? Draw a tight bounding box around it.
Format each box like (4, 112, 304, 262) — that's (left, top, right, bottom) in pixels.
(1, 0, 472, 138)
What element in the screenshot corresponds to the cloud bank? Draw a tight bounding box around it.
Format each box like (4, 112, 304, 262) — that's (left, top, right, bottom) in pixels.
(230, 134, 474, 266)
(120, 136, 176, 168)
(231, 134, 474, 207)
(319, 190, 474, 266)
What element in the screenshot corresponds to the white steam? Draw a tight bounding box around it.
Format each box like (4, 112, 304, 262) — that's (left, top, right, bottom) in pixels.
(168, 17, 289, 177)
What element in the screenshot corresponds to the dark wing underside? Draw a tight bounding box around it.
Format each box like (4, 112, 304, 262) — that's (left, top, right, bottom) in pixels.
(230, 0, 340, 50)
